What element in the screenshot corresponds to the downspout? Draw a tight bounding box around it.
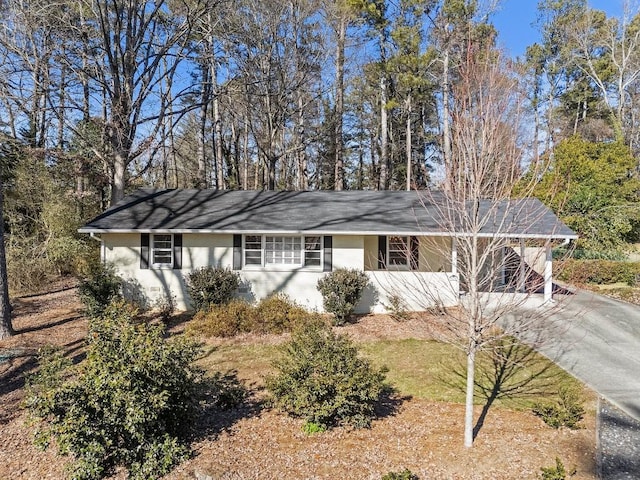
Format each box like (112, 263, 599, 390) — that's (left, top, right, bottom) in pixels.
(89, 232, 105, 264)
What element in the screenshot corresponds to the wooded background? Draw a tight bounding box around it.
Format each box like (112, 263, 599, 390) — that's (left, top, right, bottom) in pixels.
(1, 0, 640, 293)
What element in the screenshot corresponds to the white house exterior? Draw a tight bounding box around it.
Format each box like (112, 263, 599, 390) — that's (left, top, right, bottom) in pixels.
(80, 189, 577, 313)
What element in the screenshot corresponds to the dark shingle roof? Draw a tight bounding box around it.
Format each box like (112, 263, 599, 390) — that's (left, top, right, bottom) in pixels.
(79, 189, 577, 239)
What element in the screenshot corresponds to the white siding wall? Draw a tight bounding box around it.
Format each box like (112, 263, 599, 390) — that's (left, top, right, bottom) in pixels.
(102, 233, 459, 313)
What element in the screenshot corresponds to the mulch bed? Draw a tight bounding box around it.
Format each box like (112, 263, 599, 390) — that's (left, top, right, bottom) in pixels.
(0, 287, 597, 479)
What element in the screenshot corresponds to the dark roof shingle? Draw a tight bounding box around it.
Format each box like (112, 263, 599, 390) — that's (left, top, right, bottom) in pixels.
(79, 189, 577, 239)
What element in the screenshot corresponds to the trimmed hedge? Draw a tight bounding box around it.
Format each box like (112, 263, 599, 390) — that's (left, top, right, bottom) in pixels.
(557, 259, 640, 286)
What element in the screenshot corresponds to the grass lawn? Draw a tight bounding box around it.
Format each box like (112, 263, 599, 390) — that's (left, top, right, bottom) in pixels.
(199, 335, 585, 409)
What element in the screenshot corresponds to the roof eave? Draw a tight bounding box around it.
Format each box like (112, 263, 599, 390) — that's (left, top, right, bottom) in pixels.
(78, 227, 578, 240)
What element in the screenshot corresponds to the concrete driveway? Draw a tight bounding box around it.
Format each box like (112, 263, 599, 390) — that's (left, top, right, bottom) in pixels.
(532, 289, 640, 420)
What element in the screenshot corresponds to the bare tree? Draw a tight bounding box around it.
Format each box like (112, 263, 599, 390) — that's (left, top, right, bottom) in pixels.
(385, 41, 571, 448)
(70, 0, 203, 203)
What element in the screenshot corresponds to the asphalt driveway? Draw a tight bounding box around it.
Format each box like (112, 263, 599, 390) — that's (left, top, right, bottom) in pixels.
(533, 289, 640, 420)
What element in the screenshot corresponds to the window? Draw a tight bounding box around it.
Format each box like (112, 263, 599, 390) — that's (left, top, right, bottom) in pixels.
(266, 236, 301, 265)
(244, 235, 263, 265)
(386, 236, 419, 270)
(152, 234, 173, 267)
(243, 235, 322, 268)
(304, 236, 322, 266)
(388, 236, 410, 267)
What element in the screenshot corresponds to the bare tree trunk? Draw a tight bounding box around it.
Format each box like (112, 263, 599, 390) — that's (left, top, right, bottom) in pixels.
(243, 113, 249, 190)
(442, 48, 452, 184)
(406, 95, 412, 191)
(198, 57, 209, 188)
(212, 43, 225, 189)
(379, 75, 388, 190)
(111, 149, 127, 204)
(464, 348, 476, 447)
(0, 179, 12, 339)
(297, 94, 308, 190)
(334, 15, 346, 190)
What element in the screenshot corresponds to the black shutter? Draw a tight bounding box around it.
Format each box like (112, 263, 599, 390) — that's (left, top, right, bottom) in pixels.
(233, 234, 242, 270)
(323, 236, 332, 272)
(410, 236, 419, 270)
(140, 233, 150, 269)
(173, 234, 183, 270)
(378, 236, 387, 270)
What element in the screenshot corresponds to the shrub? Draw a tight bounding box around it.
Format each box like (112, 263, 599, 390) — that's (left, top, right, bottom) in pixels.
(382, 469, 419, 480)
(266, 319, 388, 429)
(187, 295, 315, 338)
(78, 262, 123, 318)
(557, 259, 640, 286)
(186, 266, 240, 310)
(384, 293, 411, 321)
(539, 457, 576, 480)
(154, 292, 177, 321)
(253, 293, 313, 334)
(207, 370, 248, 410)
(187, 299, 256, 337)
(317, 268, 370, 325)
(25, 301, 203, 480)
(532, 387, 585, 429)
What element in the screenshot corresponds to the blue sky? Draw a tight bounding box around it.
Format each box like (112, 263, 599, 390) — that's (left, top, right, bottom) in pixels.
(493, 0, 626, 58)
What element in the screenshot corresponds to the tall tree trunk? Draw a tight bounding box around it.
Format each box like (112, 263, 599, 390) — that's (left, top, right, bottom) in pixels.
(334, 15, 346, 190)
(297, 94, 308, 190)
(0, 179, 12, 339)
(406, 95, 412, 191)
(464, 347, 476, 448)
(198, 58, 210, 189)
(442, 48, 452, 182)
(379, 75, 388, 190)
(212, 42, 225, 190)
(111, 149, 127, 204)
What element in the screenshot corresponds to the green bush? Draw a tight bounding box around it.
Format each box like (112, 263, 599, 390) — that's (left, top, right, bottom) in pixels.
(186, 266, 240, 310)
(25, 301, 204, 480)
(317, 268, 370, 325)
(266, 319, 388, 429)
(78, 262, 123, 318)
(557, 259, 640, 285)
(187, 294, 315, 338)
(532, 387, 585, 429)
(382, 469, 419, 480)
(539, 457, 576, 479)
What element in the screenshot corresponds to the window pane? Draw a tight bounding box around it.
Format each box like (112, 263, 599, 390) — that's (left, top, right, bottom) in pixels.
(153, 234, 172, 249)
(245, 251, 262, 265)
(388, 236, 408, 266)
(304, 251, 321, 266)
(305, 236, 321, 250)
(265, 236, 302, 265)
(244, 235, 262, 265)
(151, 234, 172, 266)
(153, 251, 172, 264)
(245, 235, 262, 250)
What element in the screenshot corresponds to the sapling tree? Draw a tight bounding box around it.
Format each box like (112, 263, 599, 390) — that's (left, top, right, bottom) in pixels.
(392, 38, 572, 447)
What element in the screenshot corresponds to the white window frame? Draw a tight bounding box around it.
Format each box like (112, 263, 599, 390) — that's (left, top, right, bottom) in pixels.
(387, 235, 411, 270)
(243, 235, 323, 269)
(151, 233, 173, 268)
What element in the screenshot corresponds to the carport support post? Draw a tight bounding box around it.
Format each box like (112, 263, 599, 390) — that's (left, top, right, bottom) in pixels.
(544, 241, 552, 302)
(519, 238, 526, 293)
(451, 237, 457, 275)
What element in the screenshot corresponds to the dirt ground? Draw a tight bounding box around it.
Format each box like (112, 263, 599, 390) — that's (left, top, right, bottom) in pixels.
(0, 286, 597, 480)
